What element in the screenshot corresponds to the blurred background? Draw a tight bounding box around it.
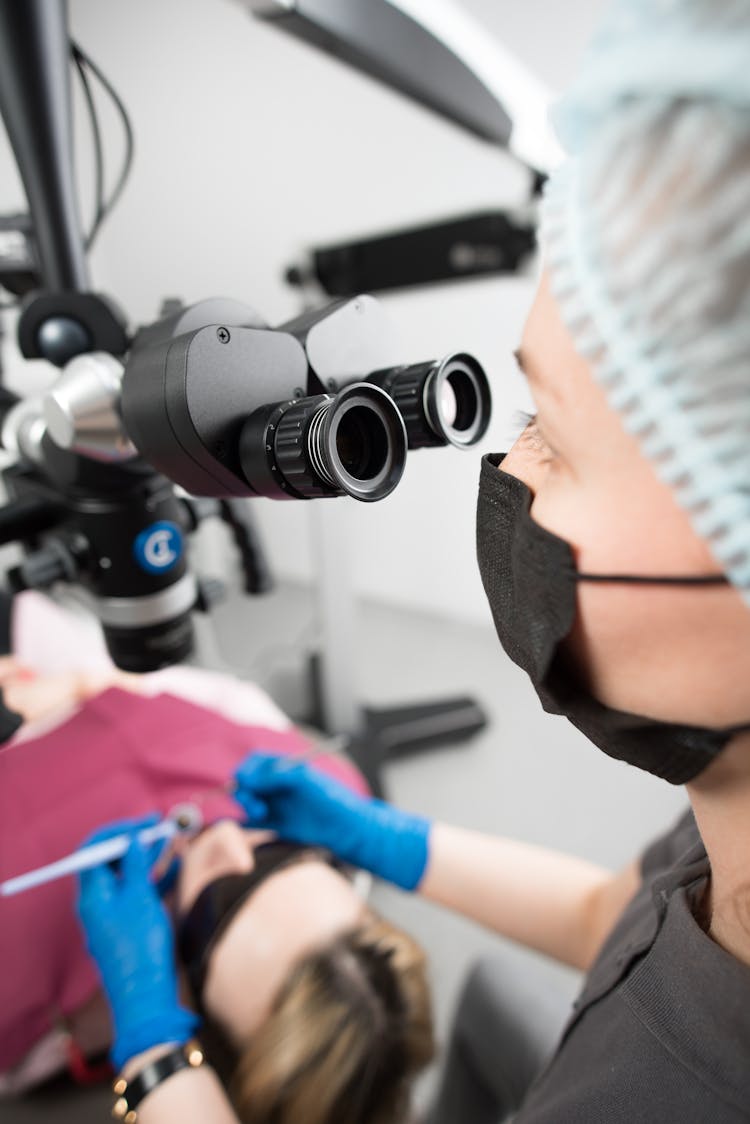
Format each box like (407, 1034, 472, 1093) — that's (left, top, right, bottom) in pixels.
(0, 1, 688, 1119)
(0, 0, 609, 626)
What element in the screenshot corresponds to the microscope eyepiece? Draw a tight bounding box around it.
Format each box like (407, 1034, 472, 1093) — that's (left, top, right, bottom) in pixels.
(240, 383, 406, 502)
(369, 352, 491, 450)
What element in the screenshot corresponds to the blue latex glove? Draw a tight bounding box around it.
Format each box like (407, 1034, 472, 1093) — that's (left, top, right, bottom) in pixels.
(232, 751, 431, 891)
(77, 817, 198, 1071)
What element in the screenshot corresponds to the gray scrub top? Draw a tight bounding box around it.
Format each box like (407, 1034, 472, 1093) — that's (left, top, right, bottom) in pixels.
(516, 809, 750, 1122)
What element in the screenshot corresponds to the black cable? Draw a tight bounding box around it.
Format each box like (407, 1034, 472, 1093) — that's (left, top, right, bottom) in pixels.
(71, 44, 105, 248)
(70, 40, 135, 248)
(76, 42, 135, 221)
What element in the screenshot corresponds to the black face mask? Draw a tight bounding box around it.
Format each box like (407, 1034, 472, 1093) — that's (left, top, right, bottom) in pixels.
(476, 453, 748, 784)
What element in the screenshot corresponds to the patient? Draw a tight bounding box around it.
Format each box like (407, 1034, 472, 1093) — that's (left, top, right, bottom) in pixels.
(173, 821, 433, 1124)
(0, 593, 434, 1123)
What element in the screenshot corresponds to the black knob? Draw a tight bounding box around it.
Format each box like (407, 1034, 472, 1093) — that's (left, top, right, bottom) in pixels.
(273, 395, 339, 499)
(10, 539, 77, 590)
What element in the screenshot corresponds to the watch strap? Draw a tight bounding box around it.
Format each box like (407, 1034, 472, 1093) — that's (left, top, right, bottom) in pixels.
(112, 1040, 205, 1122)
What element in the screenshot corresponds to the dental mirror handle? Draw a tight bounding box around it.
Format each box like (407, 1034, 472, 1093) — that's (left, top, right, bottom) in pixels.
(0, 819, 177, 898)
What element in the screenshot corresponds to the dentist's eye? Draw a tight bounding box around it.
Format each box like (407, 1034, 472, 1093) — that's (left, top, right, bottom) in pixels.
(510, 411, 558, 463)
(509, 410, 537, 439)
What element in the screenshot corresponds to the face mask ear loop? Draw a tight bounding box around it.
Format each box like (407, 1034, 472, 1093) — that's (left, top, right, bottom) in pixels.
(576, 573, 728, 586)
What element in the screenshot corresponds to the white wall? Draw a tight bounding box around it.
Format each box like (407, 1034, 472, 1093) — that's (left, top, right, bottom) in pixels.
(0, 0, 605, 625)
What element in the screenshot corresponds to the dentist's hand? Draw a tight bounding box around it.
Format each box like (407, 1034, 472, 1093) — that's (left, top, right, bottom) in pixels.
(232, 751, 431, 891)
(77, 819, 198, 1070)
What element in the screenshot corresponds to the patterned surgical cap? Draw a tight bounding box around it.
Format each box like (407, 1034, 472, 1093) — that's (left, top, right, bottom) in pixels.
(541, 0, 750, 601)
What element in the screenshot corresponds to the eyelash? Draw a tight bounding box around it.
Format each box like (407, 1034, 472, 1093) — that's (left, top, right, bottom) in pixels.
(510, 410, 558, 461)
(511, 409, 536, 435)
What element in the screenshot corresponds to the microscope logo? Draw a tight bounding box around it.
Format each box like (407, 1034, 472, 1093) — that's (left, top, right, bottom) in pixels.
(133, 522, 183, 574)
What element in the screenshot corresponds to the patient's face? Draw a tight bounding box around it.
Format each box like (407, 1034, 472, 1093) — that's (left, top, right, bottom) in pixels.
(175, 820, 366, 1043)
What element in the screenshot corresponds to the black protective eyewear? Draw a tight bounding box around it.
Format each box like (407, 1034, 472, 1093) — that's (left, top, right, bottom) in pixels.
(176, 839, 342, 1005)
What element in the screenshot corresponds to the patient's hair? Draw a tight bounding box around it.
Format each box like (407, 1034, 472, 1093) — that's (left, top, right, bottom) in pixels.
(227, 917, 434, 1124)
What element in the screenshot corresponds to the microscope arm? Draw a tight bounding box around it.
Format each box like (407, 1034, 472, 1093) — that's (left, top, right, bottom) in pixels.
(242, 0, 562, 173)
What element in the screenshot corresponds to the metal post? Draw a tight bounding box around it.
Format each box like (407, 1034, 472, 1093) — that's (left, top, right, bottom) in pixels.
(309, 498, 363, 736)
(0, 0, 90, 291)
